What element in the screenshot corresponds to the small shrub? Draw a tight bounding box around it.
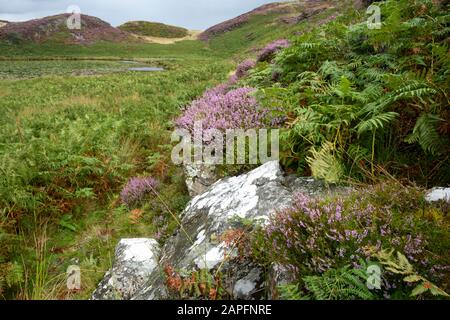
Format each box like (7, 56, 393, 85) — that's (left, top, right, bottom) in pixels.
(120, 176, 159, 208)
(175, 87, 272, 136)
(235, 59, 256, 79)
(0, 262, 24, 298)
(164, 265, 226, 300)
(257, 39, 290, 62)
(261, 183, 449, 297)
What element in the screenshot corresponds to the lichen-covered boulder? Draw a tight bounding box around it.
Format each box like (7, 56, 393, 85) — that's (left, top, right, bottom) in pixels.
(133, 161, 335, 300)
(92, 238, 160, 300)
(183, 163, 219, 197)
(425, 188, 450, 203)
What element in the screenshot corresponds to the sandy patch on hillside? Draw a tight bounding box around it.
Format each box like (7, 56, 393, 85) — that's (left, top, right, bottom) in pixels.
(136, 30, 202, 44)
(0, 22, 7, 28)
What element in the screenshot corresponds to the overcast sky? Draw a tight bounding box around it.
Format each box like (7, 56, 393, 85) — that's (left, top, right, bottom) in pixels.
(0, 0, 279, 30)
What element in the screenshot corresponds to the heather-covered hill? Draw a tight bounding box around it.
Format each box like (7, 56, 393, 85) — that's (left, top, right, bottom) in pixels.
(199, 1, 305, 41)
(200, 0, 367, 56)
(118, 21, 189, 38)
(0, 14, 133, 44)
(199, 0, 369, 41)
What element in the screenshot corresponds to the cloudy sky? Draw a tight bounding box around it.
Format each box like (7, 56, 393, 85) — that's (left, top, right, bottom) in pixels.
(0, 0, 278, 30)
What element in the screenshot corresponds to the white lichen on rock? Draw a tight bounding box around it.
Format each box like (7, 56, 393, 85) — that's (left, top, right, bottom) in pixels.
(95, 161, 340, 300)
(425, 188, 450, 202)
(92, 238, 160, 300)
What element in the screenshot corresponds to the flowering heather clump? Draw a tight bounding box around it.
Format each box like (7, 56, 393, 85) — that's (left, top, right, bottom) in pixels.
(176, 87, 272, 137)
(257, 39, 290, 62)
(235, 59, 256, 79)
(227, 74, 239, 86)
(203, 83, 230, 96)
(120, 176, 159, 207)
(264, 184, 449, 288)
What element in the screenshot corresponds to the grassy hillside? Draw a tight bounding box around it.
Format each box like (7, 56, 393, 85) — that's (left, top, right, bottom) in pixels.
(203, 0, 360, 57)
(0, 0, 448, 300)
(118, 21, 189, 38)
(0, 58, 232, 299)
(0, 12, 230, 301)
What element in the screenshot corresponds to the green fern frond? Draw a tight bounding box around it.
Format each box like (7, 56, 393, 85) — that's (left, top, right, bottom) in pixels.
(335, 76, 353, 98)
(278, 284, 306, 300)
(359, 84, 384, 103)
(405, 113, 445, 155)
(306, 142, 344, 183)
(303, 266, 377, 300)
(348, 59, 363, 70)
(348, 144, 370, 163)
(299, 42, 322, 50)
(359, 67, 387, 82)
(389, 81, 437, 103)
(356, 112, 399, 135)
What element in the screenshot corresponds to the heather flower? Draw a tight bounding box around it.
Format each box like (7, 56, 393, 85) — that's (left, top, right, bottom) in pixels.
(257, 39, 290, 62)
(204, 83, 229, 96)
(235, 59, 256, 79)
(175, 87, 271, 137)
(270, 115, 287, 127)
(227, 74, 238, 86)
(120, 176, 159, 207)
(263, 185, 445, 284)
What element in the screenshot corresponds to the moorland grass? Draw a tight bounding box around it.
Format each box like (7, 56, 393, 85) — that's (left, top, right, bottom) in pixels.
(0, 56, 232, 299)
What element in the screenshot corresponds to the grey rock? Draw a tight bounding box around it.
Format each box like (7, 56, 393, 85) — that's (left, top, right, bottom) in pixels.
(425, 188, 450, 203)
(184, 163, 219, 197)
(133, 161, 339, 300)
(233, 268, 262, 299)
(92, 238, 160, 300)
(267, 263, 296, 300)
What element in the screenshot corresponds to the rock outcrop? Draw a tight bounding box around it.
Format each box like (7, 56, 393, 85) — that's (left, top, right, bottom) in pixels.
(94, 161, 341, 300)
(92, 238, 160, 300)
(183, 163, 219, 197)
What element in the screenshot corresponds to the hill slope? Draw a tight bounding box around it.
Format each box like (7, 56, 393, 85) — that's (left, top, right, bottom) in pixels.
(0, 14, 132, 44)
(199, 0, 371, 56)
(199, 0, 372, 40)
(118, 21, 189, 38)
(201, 0, 366, 56)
